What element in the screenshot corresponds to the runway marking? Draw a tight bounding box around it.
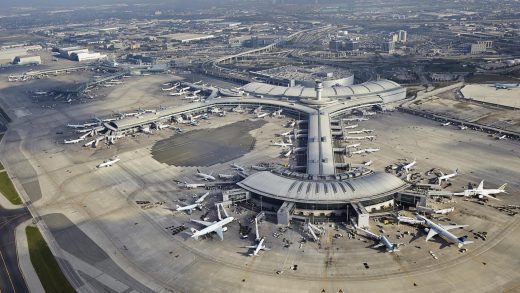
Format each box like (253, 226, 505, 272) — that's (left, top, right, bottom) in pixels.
(0, 246, 17, 293)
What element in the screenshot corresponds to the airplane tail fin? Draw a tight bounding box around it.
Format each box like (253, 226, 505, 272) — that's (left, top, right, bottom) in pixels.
(499, 183, 507, 191)
(457, 236, 473, 248)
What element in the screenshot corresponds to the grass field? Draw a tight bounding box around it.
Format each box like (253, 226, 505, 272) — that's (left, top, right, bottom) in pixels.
(0, 171, 22, 205)
(26, 226, 75, 293)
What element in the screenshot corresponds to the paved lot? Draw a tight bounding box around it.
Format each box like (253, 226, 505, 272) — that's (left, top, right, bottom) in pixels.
(0, 73, 519, 292)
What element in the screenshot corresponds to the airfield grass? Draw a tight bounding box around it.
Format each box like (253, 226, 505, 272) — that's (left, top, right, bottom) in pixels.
(26, 226, 76, 293)
(0, 171, 22, 205)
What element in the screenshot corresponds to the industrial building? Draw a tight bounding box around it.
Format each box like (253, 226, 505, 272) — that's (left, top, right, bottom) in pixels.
(55, 47, 106, 61)
(0, 45, 42, 64)
(12, 55, 42, 65)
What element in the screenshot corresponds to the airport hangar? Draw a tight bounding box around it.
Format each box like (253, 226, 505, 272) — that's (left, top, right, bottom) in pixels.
(103, 78, 410, 227)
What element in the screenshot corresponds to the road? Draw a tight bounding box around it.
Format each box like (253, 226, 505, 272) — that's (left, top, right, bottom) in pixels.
(0, 206, 31, 293)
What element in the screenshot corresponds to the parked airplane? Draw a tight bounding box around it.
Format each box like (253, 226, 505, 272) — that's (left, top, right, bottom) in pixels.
(494, 83, 519, 90)
(434, 207, 455, 215)
(344, 124, 358, 129)
(196, 169, 216, 181)
(256, 112, 269, 118)
(175, 192, 210, 214)
(184, 95, 199, 100)
(364, 160, 373, 166)
(441, 122, 451, 126)
(66, 123, 86, 129)
(401, 159, 416, 173)
(437, 169, 458, 184)
(191, 204, 234, 240)
(356, 226, 400, 253)
(365, 148, 380, 153)
(271, 141, 293, 147)
(348, 130, 364, 134)
(230, 163, 245, 172)
(97, 156, 120, 168)
(343, 117, 368, 122)
(459, 125, 468, 130)
(280, 130, 292, 136)
(283, 149, 292, 158)
(245, 217, 269, 256)
(454, 180, 507, 200)
(416, 215, 473, 248)
(346, 143, 361, 148)
(169, 92, 183, 96)
(64, 138, 84, 144)
(497, 134, 507, 140)
(397, 215, 425, 225)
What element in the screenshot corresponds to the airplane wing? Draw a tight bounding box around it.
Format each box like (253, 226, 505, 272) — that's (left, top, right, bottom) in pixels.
(191, 219, 213, 227)
(195, 192, 210, 204)
(425, 229, 438, 241)
(373, 243, 385, 248)
(215, 227, 224, 240)
(441, 224, 467, 231)
(245, 245, 258, 249)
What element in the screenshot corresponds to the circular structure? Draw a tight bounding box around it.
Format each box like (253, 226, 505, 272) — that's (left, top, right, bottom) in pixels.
(253, 65, 354, 87)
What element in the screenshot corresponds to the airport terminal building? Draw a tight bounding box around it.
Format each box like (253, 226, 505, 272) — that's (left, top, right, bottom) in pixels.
(99, 78, 408, 227)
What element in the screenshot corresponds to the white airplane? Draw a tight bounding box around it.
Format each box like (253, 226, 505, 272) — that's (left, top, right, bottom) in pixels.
(345, 135, 375, 141)
(180, 86, 190, 91)
(174, 192, 210, 213)
(219, 173, 236, 180)
(169, 92, 183, 96)
(256, 112, 269, 118)
(191, 205, 234, 240)
(459, 125, 468, 130)
(184, 95, 199, 100)
(434, 207, 455, 215)
(455, 180, 507, 200)
(232, 106, 245, 113)
(271, 141, 293, 147)
(230, 163, 245, 172)
(66, 124, 86, 129)
(183, 181, 206, 189)
(283, 149, 292, 158)
(441, 122, 451, 126)
(162, 85, 178, 91)
(287, 120, 296, 128)
(401, 159, 416, 172)
(495, 83, 519, 90)
(365, 148, 380, 153)
(437, 169, 458, 184)
(196, 169, 216, 181)
(344, 124, 358, 129)
(343, 117, 368, 122)
(348, 130, 364, 134)
(497, 134, 507, 140)
(360, 129, 374, 133)
(97, 156, 120, 168)
(397, 215, 425, 225)
(356, 227, 400, 253)
(346, 143, 360, 148)
(271, 109, 283, 117)
(364, 160, 373, 166)
(245, 218, 269, 256)
(280, 130, 292, 136)
(416, 215, 473, 249)
(253, 106, 263, 114)
(64, 138, 84, 144)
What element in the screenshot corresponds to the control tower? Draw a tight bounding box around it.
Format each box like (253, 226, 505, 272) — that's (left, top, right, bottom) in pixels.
(315, 80, 323, 101)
